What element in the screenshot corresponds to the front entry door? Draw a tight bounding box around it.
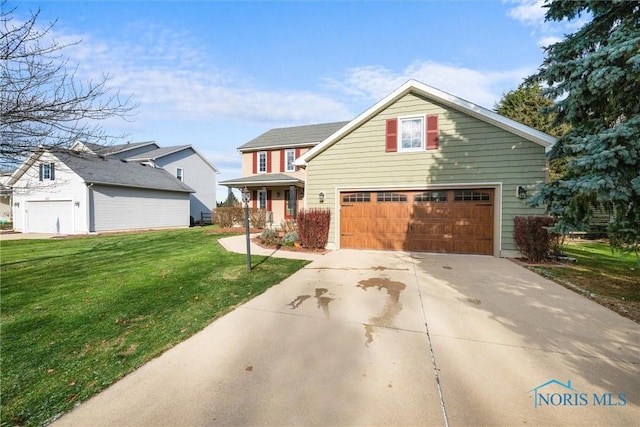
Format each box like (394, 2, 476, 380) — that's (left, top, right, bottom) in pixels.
(284, 189, 297, 219)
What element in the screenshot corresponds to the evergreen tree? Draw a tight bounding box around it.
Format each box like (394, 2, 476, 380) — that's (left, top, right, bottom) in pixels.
(529, 0, 640, 254)
(495, 81, 568, 138)
(495, 81, 569, 180)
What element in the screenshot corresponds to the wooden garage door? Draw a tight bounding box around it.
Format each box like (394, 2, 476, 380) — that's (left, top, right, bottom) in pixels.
(340, 189, 493, 255)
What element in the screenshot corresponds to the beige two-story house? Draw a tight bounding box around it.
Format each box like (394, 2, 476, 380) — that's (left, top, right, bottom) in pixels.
(220, 122, 347, 224)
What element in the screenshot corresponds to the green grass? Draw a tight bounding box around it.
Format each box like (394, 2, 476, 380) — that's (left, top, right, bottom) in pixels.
(0, 228, 308, 426)
(531, 240, 639, 322)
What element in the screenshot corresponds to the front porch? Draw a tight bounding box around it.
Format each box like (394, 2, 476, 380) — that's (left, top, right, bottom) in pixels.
(220, 173, 304, 227)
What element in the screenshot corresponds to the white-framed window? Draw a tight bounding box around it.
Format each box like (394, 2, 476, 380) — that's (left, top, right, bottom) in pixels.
(39, 162, 55, 181)
(399, 116, 424, 151)
(257, 190, 267, 209)
(285, 149, 295, 172)
(258, 151, 267, 173)
(176, 168, 184, 181)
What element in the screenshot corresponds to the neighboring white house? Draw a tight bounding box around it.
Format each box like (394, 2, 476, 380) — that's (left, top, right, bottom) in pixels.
(9, 141, 218, 234)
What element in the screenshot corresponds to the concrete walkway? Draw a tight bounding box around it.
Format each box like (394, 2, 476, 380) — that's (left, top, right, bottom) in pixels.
(0, 232, 58, 240)
(53, 246, 640, 426)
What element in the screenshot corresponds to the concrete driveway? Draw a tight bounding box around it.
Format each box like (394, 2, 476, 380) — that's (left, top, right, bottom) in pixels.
(53, 245, 640, 426)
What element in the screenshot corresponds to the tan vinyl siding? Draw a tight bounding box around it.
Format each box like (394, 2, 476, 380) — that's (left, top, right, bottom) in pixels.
(305, 93, 547, 254)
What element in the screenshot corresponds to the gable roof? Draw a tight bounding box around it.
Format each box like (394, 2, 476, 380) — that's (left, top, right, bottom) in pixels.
(296, 79, 557, 166)
(123, 145, 220, 174)
(75, 141, 160, 156)
(238, 121, 350, 152)
(10, 149, 194, 193)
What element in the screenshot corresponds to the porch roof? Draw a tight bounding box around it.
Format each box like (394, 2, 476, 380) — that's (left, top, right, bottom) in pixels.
(219, 173, 304, 188)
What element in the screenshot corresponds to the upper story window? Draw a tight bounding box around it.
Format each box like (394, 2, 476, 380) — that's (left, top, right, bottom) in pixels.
(285, 149, 295, 172)
(39, 162, 55, 181)
(176, 168, 184, 181)
(386, 115, 438, 152)
(400, 117, 424, 151)
(258, 151, 267, 173)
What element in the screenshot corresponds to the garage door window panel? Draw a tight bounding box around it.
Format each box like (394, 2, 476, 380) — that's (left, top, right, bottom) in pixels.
(414, 191, 447, 202)
(342, 192, 371, 203)
(454, 190, 491, 201)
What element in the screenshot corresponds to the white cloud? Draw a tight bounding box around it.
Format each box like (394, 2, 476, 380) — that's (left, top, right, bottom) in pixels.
(506, 0, 547, 27)
(51, 25, 353, 127)
(326, 61, 535, 109)
(504, 0, 590, 48)
(538, 36, 562, 48)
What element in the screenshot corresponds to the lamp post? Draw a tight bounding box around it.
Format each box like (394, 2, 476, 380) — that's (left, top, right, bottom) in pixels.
(242, 186, 252, 271)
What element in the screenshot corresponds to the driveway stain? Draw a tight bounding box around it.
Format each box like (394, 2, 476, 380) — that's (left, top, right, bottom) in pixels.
(315, 288, 335, 319)
(286, 295, 311, 309)
(285, 289, 335, 318)
(357, 278, 406, 347)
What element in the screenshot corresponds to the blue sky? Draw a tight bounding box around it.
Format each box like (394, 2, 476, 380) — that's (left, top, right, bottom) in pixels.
(11, 0, 580, 201)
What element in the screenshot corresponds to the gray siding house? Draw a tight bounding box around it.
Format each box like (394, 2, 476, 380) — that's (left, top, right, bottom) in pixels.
(295, 79, 556, 257)
(10, 149, 194, 234)
(78, 141, 219, 221)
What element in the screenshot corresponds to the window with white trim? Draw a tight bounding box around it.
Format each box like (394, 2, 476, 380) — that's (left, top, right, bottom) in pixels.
(176, 168, 184, 181)
(39, 162, 55, 181)
(258, 151, 267, 173)
(285, 149, 295, 172)
(399, 117, 424, 151)
(257, 190, 267, 209)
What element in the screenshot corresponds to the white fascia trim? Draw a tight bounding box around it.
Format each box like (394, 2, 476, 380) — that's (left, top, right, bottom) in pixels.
(296, 79, 556, 167)
(240, 143, 317, 152)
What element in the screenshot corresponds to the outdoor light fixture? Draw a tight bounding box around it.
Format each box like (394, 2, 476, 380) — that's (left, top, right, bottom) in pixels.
(319, 192, 325, 203)
(517, 185, 527, 199)
(241, 187, 252, 271)
(13, 202, 19, 207)
(74, 201, 80, 207)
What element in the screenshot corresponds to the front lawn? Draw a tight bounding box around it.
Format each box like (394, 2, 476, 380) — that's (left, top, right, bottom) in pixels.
(529, 240, 639, 323)
(0, 228, 308, 426)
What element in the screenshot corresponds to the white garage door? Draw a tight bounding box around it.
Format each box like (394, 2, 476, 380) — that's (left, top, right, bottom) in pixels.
(26, 200, 73, 234)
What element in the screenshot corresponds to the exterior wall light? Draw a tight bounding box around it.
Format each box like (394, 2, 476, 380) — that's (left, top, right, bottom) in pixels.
(74, 201, 80, 207)
(319, 192, 325, 203)
(517, 185, 527, 199)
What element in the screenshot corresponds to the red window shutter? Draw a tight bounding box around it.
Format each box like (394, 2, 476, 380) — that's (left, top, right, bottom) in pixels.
(385, 119, 398, 152)
(280, 150, 285, 172)
(426, 115, 439, 150)
(267, 190, 272, 211)
(267, 151, 272, 173)
(252, 152, 257, 174)
(295, 148, 301, 171)
(252, 191, 257, 209)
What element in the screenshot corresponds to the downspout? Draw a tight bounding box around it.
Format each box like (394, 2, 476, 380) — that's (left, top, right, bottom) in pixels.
(86, 183, 94, 233)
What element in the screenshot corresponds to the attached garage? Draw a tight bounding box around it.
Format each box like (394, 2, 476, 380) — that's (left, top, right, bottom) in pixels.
(26, 200, 73, 234)
(340, 189, 493, 255)
(295, 80, 556, 257)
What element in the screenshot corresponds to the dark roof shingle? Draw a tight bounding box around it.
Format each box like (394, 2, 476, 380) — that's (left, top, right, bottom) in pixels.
(238, 121, 349, 151)
(54, 151, 194, 193)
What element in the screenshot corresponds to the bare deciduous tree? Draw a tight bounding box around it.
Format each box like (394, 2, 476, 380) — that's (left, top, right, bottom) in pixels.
(1, 3, 137, 169)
